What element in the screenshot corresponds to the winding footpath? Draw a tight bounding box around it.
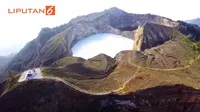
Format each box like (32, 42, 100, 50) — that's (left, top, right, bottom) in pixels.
(43, 68, 139, 95)
(17, 67, 139, 95)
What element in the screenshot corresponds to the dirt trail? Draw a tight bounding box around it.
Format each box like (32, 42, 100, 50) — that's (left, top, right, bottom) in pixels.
(43, 67, 139, 95)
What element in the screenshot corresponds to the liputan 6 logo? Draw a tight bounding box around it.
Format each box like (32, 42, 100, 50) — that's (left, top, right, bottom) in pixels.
(45, 6, 55, 15)
(8, 5, 56, 16)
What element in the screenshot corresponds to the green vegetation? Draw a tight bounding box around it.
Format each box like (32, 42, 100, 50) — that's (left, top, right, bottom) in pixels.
(41, 67, 60, 77)
(192, 42, 200, 55)
(170, 31, 200, 65)
(178, 33, 200, 56)
(56, 57, 84, 67)
(41, 67, 104, 80)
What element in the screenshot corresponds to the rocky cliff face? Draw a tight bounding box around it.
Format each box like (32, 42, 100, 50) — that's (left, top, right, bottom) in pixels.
(133, 22, 175, 51)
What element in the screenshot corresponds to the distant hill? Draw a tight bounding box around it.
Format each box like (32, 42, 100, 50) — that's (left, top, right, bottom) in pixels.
(0, 54, 14, 71)
(0, 54, 15, 80)
(186, 18, 200, 26)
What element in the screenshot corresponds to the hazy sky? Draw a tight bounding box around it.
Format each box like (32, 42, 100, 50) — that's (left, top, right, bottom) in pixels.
(0, 0, 199, 56)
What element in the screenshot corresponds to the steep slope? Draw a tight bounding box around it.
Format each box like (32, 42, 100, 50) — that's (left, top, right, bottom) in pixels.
(133, 22, 175, 51)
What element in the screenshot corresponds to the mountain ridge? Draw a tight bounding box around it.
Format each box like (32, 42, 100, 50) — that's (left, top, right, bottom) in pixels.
(186, 18, 200, 26)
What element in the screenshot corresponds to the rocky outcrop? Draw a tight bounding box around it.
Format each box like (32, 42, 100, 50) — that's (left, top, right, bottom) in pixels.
(133, 22, 175, 51)
(115, 50, 148, 67)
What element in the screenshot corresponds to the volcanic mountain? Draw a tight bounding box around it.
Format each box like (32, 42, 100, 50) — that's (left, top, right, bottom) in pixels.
(1, 7, 200, 112)
(3, 7, 179, 74)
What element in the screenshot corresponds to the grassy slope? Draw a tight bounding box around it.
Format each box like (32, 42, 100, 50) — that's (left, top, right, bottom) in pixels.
(55, 57, 84, 67)
(121, 33, 200, 94)
(121, 57, 200, 94)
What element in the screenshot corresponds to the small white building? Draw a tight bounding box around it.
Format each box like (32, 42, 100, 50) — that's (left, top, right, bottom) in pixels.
(25, 70, 36, 80)
(18, 69, 37, 82)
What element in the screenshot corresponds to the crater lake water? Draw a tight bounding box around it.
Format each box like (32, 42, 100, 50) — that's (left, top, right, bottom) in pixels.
(72, 33, 134, 59)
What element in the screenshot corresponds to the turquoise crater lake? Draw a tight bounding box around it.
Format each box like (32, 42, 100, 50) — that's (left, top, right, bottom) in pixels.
(72, 33, 134, 59)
